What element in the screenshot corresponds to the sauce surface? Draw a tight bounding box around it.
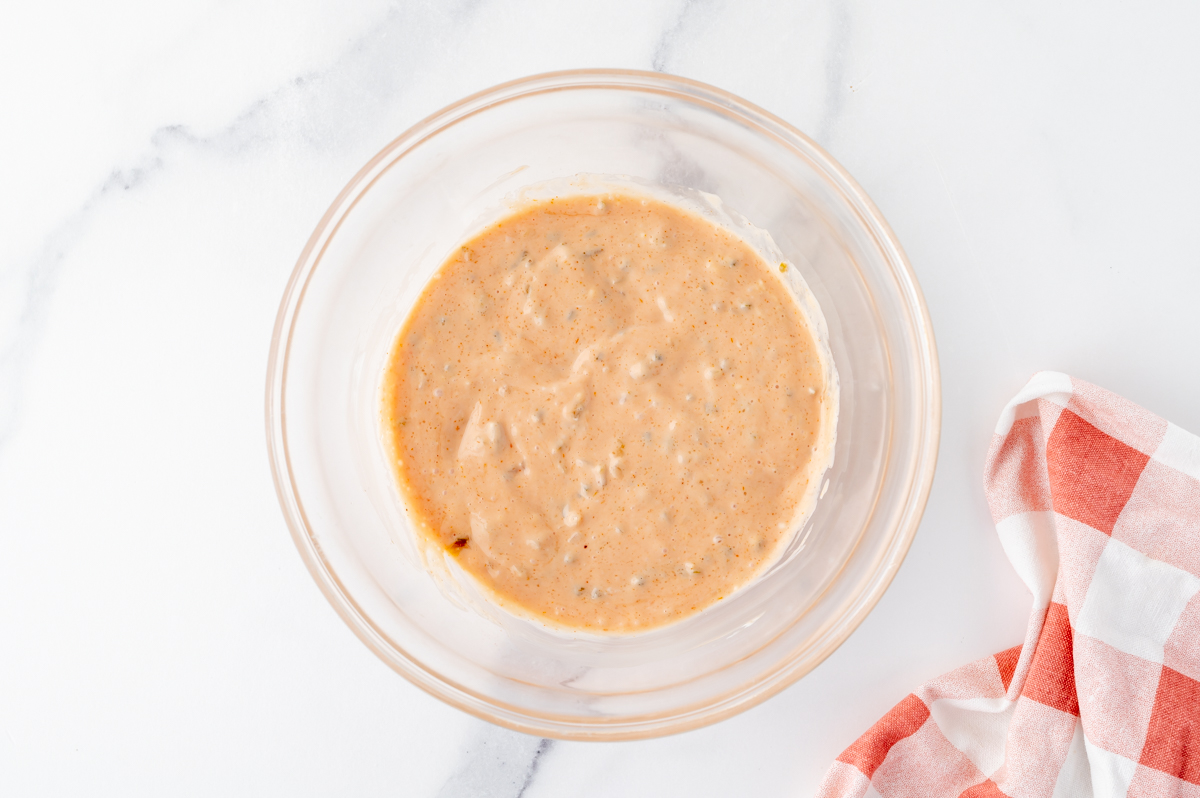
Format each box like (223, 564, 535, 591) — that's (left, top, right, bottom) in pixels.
(382, 192, 832, 632)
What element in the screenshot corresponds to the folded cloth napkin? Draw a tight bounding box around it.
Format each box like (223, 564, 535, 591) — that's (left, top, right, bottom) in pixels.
(818, 372, 1200, 798)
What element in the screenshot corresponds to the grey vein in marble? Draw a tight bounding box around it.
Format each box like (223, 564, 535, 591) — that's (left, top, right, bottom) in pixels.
(651, 0, 720, 73)
(0, 159, 166, 454)
(436, 723, 553, 798)
(815, 1, 853, 146)
(0, 0, 489, 462)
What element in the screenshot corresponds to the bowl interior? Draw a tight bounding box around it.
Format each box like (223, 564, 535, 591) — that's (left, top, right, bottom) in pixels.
(268, 71, 939, 739)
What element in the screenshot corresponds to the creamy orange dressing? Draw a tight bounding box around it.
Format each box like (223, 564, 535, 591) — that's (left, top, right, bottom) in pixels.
(381, 191, 833, 632)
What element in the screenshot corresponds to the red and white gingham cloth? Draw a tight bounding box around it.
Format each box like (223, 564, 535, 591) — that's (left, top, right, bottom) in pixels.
(818, 372, 1200, 798)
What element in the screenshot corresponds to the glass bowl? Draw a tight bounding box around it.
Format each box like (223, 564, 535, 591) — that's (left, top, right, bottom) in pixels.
(265, 69, 940, 740)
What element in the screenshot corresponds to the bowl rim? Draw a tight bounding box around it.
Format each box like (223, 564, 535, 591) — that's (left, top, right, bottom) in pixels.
(265, 68, 941, 740)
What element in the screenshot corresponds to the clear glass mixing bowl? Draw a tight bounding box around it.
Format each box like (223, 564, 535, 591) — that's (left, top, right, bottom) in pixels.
(265, 70, 940, 740)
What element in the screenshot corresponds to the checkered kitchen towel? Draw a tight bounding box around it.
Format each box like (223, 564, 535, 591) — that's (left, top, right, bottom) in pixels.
(818, 372, 1200, 798)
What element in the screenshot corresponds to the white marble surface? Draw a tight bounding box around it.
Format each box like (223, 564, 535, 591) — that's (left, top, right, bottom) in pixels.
(3, 2, 1199, 795)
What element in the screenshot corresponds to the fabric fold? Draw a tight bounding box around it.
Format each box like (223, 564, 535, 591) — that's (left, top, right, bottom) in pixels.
(818, 372, 1200, 798)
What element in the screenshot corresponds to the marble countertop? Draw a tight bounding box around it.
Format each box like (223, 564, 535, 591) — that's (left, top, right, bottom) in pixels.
(3, 2, 1199, 795)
